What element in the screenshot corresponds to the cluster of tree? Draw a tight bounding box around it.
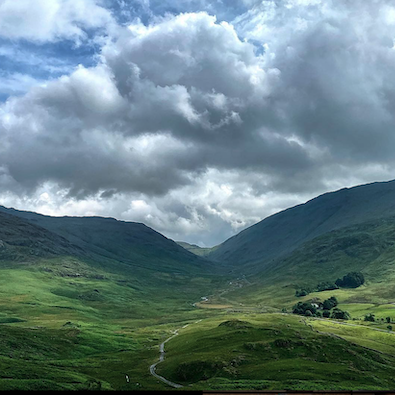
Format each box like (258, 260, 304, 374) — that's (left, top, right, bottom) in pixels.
(364, 315, 393, 323)
(323, 296, 338, 310)
(364, 313, 375, 322)
(292, 301, 318, 316)
(292, 296, 349, 320)
(295, 272, 365, 297)
(330, 308, 350, 320)
(317, 281, 339, 292)
(295, 288, 311, 297)
(335, 272, 365, 288)
(321, 297, 349, 319)
(295, 282, 337, 296)
(364, 314, 393, 330)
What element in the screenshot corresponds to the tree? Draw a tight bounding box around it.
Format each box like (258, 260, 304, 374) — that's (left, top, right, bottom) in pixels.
(317, 281, 339, 292)
(364, 313, 375, 322)
(386, 317, 391, 323)
(323, 296, 338, 310)
(292, 302, 317, 316)
(295, 289, 310, 297)
(335, 272, 365, 288)
(331, 308, 350, 320)
(323, 310, 331, 318)
(388, 325, 393, 331)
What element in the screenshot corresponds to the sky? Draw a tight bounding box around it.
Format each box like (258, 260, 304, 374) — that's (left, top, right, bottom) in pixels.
(1, 0, 395, 247)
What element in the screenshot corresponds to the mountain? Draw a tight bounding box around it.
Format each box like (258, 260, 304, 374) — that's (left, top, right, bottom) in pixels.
(0, 206, 211, 275)
(208, 179, 395, 272)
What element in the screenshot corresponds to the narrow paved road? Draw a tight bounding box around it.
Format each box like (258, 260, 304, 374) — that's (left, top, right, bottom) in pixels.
(149, 330, 183, 388)
(149, 321, 201, 388)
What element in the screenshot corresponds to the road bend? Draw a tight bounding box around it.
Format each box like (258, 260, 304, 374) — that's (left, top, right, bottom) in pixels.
(149, 329, 183, 388)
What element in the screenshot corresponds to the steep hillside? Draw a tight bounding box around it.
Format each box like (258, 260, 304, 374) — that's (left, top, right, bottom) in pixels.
(261, 216, 395, 287)
(208, 179, 395, 272)
(0, 206, 211, 275)
(0, 211, 84, 263)
(216, 215, 395, 315)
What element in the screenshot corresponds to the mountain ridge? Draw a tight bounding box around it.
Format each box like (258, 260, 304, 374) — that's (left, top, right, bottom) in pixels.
(208, 179, 395, 272)
(0, 205, 212, 275)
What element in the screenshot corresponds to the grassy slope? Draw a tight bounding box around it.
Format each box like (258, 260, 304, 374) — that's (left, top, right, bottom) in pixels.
(158, 314, 395, 390)
(216, 216, 395, 310)
(0, 206, 214, 276)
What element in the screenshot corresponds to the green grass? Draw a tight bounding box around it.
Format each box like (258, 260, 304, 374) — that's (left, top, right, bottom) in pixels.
(0, 251, 227, 390)
(3, 257, 395, 391)
(157, 313, 395, 390)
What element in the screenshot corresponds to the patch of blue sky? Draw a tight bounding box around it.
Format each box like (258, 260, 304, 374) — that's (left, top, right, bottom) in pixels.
(0, 36, 100, 101)
(0, 0, 253, 102)
(0, 69, 45, 100)
(105, 0, 251, 25)
(246, 38, 266, 56)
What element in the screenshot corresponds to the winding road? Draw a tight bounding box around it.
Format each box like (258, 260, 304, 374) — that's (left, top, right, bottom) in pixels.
(149, 320, 201, 388)
(149, 330, 183, 388)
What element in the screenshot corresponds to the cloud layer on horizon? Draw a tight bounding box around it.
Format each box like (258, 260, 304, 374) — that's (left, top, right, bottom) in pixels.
(1, 0, 395, 246)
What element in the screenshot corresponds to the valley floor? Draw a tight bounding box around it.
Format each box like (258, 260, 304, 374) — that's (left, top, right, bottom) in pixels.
(2, 264, 395, 391)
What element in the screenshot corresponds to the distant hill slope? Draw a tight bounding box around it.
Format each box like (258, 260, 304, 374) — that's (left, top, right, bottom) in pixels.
(177, 241, 217, 257)
(208, 179, 395, 272)
(0, 211, 84, 262)
(0, 206, 211, 275)
(260, 215, 395, 285)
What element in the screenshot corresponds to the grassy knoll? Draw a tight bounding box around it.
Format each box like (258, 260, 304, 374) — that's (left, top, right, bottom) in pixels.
(158, 313, 395, 391)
